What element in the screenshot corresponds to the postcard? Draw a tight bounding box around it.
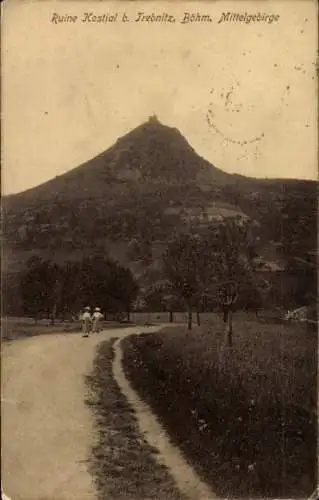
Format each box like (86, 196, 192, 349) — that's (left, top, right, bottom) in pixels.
(2, 1, 317, 499)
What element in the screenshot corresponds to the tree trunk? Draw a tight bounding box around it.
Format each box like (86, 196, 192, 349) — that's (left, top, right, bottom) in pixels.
(223, 307, 228, 323)
(196, 310, 201, 326)
(227, 310, 233, 346)
(187, 306, 192, 331)
(223, 306, 233, 346)
(127, 308, 131, 322)
(169, 310, 173, 323)
(51, 304, 57, 326)
(147, 312, 151, 325)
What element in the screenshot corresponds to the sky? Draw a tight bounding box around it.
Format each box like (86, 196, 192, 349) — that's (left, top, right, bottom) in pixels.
(2, 0, 318, 195)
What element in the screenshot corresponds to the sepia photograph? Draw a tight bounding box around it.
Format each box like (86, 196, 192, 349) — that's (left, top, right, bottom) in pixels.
(1, 1, 318, 499)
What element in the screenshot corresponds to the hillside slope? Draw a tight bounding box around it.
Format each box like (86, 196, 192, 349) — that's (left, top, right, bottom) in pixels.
(3, 116, 317, 281)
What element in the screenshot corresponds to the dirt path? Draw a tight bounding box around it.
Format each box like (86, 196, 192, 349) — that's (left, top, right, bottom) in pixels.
(2, 325, 215, 500)
(1, 326, 161, 500)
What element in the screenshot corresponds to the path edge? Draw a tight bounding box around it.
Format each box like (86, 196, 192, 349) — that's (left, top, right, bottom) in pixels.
(112, 335, 216, 500)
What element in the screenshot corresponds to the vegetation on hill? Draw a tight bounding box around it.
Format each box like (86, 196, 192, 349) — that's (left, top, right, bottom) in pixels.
(2, 117, 317, 315)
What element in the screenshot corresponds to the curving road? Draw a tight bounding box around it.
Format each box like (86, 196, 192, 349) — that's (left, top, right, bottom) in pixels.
(2, 325, 214, 500)
(1, 326, 160, 500)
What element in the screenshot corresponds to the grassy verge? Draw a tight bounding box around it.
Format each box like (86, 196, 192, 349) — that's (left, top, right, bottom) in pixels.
(122, 317, 317, 499)
(1, 318, 134, 341)
(85, 338, 184, 500)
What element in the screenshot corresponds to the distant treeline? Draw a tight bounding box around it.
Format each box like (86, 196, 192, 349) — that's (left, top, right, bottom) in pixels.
(3, 255, 138, 322)
(2, 219, 316, 328)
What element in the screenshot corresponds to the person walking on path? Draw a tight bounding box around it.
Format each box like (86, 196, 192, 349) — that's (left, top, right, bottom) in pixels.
(92, 307, 103, 333)
(82, 307, 92, 337)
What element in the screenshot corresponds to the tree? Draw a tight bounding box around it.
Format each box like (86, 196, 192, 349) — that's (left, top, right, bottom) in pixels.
(18, 255, 138, 324)
(75, 256, 138, 319)
(217, 280, 238, 346)
(163, 234, 197, 329)
(48, 266, 63, 325)
(59, 260, 83, 317)
(163, 219, 264, 339)
(110, 265, 139, 321)
(161, 284, 182, 323)
(142, 284, 164, 312)
(163, 233, 215, 330)
(2, 272, 23, 317)
(208, 220, 265, 345)
(20, 258, 62, 322)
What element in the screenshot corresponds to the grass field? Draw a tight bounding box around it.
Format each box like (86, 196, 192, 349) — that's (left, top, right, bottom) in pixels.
(122, 315, 317, 499)
(2, 310, 307, 341)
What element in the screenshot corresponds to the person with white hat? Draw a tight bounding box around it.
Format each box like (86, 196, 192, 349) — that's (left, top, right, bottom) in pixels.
(82, 306, 92, 337)
(1, 490, 12, 500)
(92, 307, 103, 333)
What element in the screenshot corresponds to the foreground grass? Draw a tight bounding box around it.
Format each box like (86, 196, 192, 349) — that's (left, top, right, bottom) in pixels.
(122, 316, 317, 499)
(85, 338, 184, 500)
